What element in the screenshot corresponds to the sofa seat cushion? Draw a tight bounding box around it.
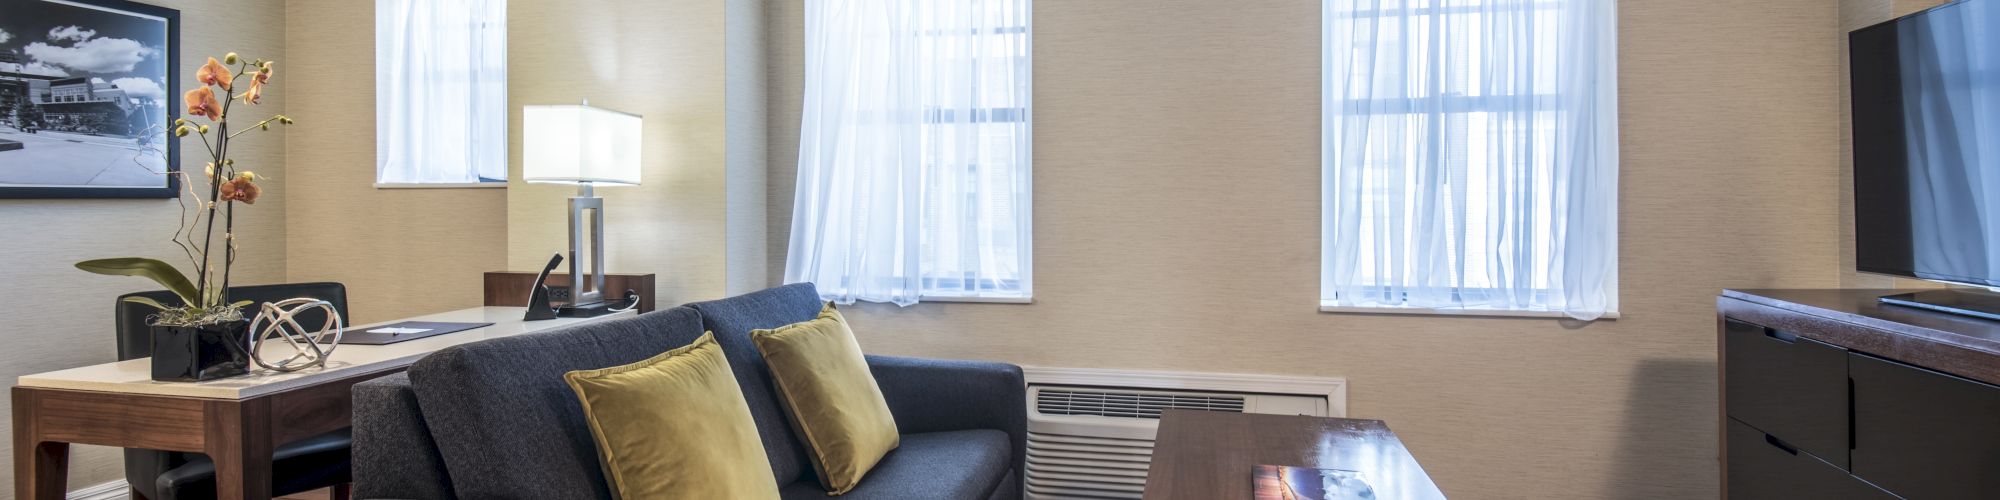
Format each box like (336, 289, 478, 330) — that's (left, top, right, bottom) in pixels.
(780, 429, 1011, 500)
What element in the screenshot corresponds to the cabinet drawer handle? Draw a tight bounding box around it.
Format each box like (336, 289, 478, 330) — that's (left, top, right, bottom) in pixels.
(1764, 329, 1799, 343)
(1764, 433, 1800, 455)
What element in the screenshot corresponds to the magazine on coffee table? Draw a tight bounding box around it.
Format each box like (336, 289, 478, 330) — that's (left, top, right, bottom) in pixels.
(1253, 464, 1376, 500)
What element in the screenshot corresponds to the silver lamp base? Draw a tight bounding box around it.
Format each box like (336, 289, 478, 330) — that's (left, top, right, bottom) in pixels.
(563, 182, 608, 315)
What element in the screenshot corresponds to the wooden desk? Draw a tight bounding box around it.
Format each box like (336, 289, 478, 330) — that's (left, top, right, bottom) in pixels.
(13, 306, 633, 500)
(1143, 410, 1446, 500)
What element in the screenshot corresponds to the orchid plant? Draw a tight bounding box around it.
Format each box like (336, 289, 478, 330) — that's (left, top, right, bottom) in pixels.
(76, 53, 295, 327)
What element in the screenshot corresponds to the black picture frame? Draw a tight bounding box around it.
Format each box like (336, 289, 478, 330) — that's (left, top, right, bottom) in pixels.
(0, 0, 179, 199)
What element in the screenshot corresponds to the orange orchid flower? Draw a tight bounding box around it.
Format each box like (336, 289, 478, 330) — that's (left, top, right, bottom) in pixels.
(218, 174, 261, 204)
(244, 63, 273, 104)
(196, 57, 232, 90)
(183, 87, 220, 121)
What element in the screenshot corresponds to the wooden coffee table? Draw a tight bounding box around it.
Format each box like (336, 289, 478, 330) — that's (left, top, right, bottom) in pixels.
(1143, 409, 1447, 500)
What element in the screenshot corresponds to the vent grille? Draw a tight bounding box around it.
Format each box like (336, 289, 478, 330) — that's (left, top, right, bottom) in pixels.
(1025, 432, 1154, 499)
(1022, 370, 1341, 500)
(1036, 388, 1246, 419)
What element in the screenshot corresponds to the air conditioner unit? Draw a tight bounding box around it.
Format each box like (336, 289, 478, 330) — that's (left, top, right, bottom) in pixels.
(1021, 367, 1347, 500)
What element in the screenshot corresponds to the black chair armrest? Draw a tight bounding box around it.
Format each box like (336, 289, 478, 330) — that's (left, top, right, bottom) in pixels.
(153, 429, 351, 500)
(866, 355, 1026, 477)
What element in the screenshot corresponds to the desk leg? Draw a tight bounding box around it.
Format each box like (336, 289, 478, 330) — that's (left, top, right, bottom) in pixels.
(205, 399, 274, 500)
(13, 388, 70, 500)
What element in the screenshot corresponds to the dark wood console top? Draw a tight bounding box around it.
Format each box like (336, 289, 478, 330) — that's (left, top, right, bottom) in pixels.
(1721, 289, 2000, 386)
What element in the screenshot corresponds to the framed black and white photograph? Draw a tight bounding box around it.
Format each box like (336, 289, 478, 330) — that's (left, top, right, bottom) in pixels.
(0, 0, 178, 199)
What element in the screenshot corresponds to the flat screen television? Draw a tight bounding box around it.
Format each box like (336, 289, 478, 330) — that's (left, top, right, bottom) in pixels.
(1851, 0, 2000, 317)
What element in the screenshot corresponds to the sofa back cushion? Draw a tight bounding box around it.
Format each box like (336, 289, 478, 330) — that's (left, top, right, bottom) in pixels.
(685, 282, 827, 486)
(407, 307, 707, 500)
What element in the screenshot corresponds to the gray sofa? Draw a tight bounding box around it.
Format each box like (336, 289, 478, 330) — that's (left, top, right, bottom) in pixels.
(350, 283, 1025, 499)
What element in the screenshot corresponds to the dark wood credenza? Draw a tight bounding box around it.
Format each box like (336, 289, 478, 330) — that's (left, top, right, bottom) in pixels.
(1718, 289, 2000, 500)
(482, 271, 657, 314)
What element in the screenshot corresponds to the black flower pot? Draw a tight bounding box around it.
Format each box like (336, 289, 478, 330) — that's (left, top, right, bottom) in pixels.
(151, 320, 250, 382)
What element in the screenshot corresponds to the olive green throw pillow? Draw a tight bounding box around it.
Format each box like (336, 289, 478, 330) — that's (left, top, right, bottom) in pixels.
(751, 305, 900, 495)
(564, 332, 781, 500)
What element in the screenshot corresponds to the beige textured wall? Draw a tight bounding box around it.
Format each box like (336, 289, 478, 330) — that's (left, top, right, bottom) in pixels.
(727, 0, 772, 295)
(295, 0, 770, 318)
(506, 0, 756, 305)
(767, 0, 1846, 497)
(0, 0, 289, 492)
(284, 0, 509, 324)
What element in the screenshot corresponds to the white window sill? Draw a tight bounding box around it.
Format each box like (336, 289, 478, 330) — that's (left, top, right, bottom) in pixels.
(1318, 304, 1619, 320)
(374, 182, 507, 189)
(920, 295, 1033, 304)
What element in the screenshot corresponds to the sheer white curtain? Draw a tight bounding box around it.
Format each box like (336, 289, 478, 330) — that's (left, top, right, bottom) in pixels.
(787, 0, 1032, 306)
(1320, 0, 1618, 319)
(375, 0, 508, 184)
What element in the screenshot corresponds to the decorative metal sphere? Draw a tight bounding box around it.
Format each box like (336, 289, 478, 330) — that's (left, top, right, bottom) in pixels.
(247, 298, 343, 372)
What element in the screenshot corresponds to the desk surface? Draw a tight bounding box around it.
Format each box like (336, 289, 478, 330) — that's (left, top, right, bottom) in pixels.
(16, 306, 633, 400)
(1143, 410, 1446, 500)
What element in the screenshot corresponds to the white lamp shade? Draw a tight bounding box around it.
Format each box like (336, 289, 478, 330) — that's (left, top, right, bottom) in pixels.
(523, 105, 643, 185)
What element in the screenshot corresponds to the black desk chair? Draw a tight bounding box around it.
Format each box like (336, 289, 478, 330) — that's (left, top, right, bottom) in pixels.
(115, 282, 355, 500)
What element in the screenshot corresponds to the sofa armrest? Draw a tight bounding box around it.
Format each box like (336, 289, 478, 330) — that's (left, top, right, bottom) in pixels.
(351, 372, 455, 500)
(866, 355, 1026, 477)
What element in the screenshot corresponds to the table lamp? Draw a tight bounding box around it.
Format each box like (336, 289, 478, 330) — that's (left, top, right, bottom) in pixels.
(523, 102, 642, 317)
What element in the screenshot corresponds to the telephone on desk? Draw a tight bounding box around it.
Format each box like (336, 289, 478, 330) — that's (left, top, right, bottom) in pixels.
(524, 253, 641, 321)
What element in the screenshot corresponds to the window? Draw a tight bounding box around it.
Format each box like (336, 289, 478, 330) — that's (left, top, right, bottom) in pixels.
(374, 0, 507, 186)
(916, 3, 1031, 301)
(785, 0, 1032, 306)
(1320, 0, 1618, 319)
